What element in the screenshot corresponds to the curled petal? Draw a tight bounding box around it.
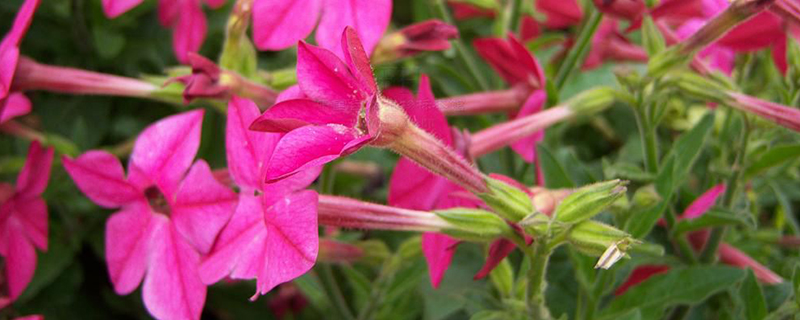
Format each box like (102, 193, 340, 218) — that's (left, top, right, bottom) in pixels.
(63, 151, 141, 208)
(264, 125, 370, 182)
(101, 0, 144, 18)
(257, 190, 319, 295)
(226, 97, 280, 191)
(0, 93, 31, 124)
(143, 219, 206, 320)
(105, 202, 157, 295)
(130, 109, 204, 198)
(473, 239, 516, 280)
(315, 0, 392, 56)
(254, 0, 321, 50)
(421, 232, 459, 288)
(15, 141, 53, 199)
(172, 160, 238, 255)
(250, 99, 356, 133)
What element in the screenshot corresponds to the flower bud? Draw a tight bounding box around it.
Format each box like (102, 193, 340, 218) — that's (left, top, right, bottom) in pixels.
(566, 220, 638, 269)
(435, 208, 514, 242)
(372, 20, 458, 64)
(554, 179, 628, 224)
(672, 71, 731, 103)
(479, 177, 535, 222)
(565, 86, 617, 115)
(592, 0, 646, 21)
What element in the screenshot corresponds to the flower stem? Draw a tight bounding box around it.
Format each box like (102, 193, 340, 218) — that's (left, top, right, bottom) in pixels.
(553, 9, 603, 91)
(436, 86, 528, 115)
(433, 0, 491, 91)
(318, 264, 355, 320)
(526, 241, 553, 319)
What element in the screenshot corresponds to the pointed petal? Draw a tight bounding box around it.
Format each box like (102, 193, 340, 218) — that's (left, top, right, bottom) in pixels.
(11, 198, 47, 251)
(257, 190, 319, 294)
(2, 0, 40, 48)
(101, 0, 144, 18)
(717, 11, 783, 51)
(315, 0, 392, 56)
(296, 41, 364, 111)
(388, 157, 452, 210)
(2, 220, 36, 301)
(130, 109, 204, 198)
(15, 141, 53, 198)
(226, 97, 280, 191)
(63, 151, 142, 208)
(536, 0, 583, 28)
(198, 194, 267, 284)
(614, 264, 671, 295)
(511, 90, 547, 163)
(474, 38, 526, 85)
(383, 75, 452, 144)
(264, 125, 369, 182)
(680, 184, 726, 219)
(340, 27, 377, 95)
(260, 165, 322, 207)
(421, 232, 459, 288)
(718, 242, 783, 284)
(143, 220, 206, 320)
(172, 0, 207, 63)
(105, 202, 157, 295)
(275, 85, 306, 103)
(474, 239, 516, 280)
(508, 35, 545, 87)
(172, 160, 238, 255)
(250, 99, 355, 133)
(0, 93, 31, 124)
(0, 46, 19, 99)
(253, 0, 321, 50)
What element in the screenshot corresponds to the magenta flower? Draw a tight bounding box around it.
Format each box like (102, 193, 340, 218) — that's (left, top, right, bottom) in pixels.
(448, 1, 496, 20)
(102, 0, 225, 63)
(537, 0, 584, 29)
(253, 0, 392, 55)
(0, 0, 39, 124)
(63, 110, 237, 319)
(198, 97, 321, 297)
(592, 0, 646, 21)
(583, 19, 649, 70)
(170, 53, 278, 107)
(372, 20, 459, 64)
(0, 141, 53, 306)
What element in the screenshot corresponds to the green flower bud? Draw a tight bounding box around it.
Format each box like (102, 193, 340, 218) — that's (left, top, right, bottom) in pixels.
(642, 16, 666, 57)
(436, 208, 514, 242)
(479, 178, 534, 222)
(672, 72, 731, 103)
(565, 86, 618, 115)
(566, 220, 639, 269)
(553, 180, 628, 224)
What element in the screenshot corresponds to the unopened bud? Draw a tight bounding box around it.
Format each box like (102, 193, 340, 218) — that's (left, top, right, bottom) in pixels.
(479, 178, 535, 222)
(372, 20, 458, 65)
(554, 180, 628, 224)
(565, 87, 617, 115)
(436, 208, 514, 242)
(641, 16, 666, 56)
(672, 72, 730, 103)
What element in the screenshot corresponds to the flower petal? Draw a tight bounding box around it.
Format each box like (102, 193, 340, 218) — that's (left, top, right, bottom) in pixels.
(253, 0, 321, 50)
(388, 157, 452, 210)
(718, 242, 782, 284)
(510, 90, 547, 163)
(257, 190, 319, 294)
(11, 198, 47, 251)
(226, 97, 280, 191)
(172, 0, 207, 63)
(264, 125, 368, 182)
(105, 202, 157, 295)
(275, 85, 307, 103)
(250, 99, 356, 133)
(260, 166, 322, 207)
(158, 0, 180, 26)
(473, 239, 516, 280)
(15, 141, 53, 199)
(204, 0, 226, 9)
(315, 0, 392, 56)
(614, 264, 671, 295)
(198, 194, 267, 284)
(63, 151, 142, 208)
(0, 93, 31, 124)
(717, 11, 783, 52)
(680, 184, 725, 220)
(0, 46, 19, 99)
(2, 219, 36, 301)
(172, 160, 238, 255)
(101, 0, 144, 18)
(536, 0, 583, 28)
(383, 75, 451, 144)
(130, 109, 204, 198)
(340, 26, 377, 95)
(296, 41, 364, 111)
(421, 232, 459, 288)
(143, 219, 206, 320)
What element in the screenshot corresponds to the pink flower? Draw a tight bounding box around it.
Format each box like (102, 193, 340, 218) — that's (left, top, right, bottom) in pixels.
(198, 97, 321, 297)
(537, 0, 584, 29)
(170, 53, 278, 107)
(372, 20, 459, 64)
(592, 0, 646, 21)
(63, 110, 237, 319)
(102, 0, 226, 63)
(253, 0, 392, 55)
(448, 1, 496, 20)
(0, 0, 39, 124)
(0, 141, 53, 306)
(583, 19, 649, 70)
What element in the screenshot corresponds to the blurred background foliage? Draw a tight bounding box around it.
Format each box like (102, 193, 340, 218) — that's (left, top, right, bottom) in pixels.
(1, 0, 799, 319)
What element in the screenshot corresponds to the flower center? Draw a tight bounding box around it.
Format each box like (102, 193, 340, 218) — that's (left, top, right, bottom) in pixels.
(145, 186, 171, 215)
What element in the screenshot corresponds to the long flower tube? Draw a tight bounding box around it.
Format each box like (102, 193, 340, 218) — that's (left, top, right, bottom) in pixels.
(318, 195, 452, 232)
(436, 84, 530, 116)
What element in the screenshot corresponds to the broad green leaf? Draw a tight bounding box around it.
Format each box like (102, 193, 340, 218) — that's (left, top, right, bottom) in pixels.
(672, 208, 756, 235)
(739, 269, 767, 320)
(656, 113, 715, 196)
(538, 145, 575, 188)
(599, 266, 746, 319)
(745, 144, 800, 179)
(625, 199, 669, 238)
(603, 159, 656, 182)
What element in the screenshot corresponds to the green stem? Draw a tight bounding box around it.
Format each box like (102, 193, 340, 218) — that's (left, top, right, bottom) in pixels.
(553, 9, 603, 91)
(355, 256, 400, 320)
(503, 0, 524, 35)
(699, 116, 751, 263)
(433, 0, 491, 91)
(527, 242, 553, 320)
(318, 264, 355, 320)
(633, 106, 659, 174)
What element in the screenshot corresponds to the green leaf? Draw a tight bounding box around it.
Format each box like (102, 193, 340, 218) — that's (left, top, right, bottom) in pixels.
(793, 265, 800, 307)
(744, 144, 800, 179)
(739, 269, 768, 320)
(624, 198, 669, 239)
(489, 258, 514, 298)
(599, 266, 746, 319)
(92, 28, 126, 59)
(656, 113, 715, 196)
(641, 16, 665, 57)
(538, 145, 575, 188)
(672, 208, 756, 235)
